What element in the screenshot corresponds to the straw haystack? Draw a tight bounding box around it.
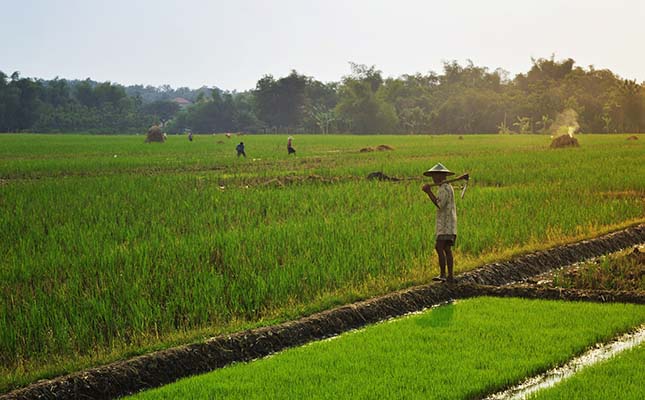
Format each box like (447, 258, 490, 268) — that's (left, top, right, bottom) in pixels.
(145, 125, 166, 143)
(550, 134, 579, 148)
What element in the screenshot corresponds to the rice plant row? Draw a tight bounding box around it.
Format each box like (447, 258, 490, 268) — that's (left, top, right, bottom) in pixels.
(126, 298, 645, 399)
(0, 133, 643, 391)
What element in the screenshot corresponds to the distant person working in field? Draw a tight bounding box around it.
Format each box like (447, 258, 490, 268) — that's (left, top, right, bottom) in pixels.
(287, 136, 296, 155)
(422, 163, 458, 283)
(236, 142, 246, 158)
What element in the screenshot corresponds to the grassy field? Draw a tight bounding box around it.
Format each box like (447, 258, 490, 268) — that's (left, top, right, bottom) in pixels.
(1, 133, 643, 392)
(529, 343, 645, 400)
(552, 246, 644, 291)
(126, 297, 645, 399)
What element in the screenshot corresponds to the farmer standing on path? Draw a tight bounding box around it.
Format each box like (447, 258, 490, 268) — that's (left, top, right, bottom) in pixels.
(422, 163, 458, 283)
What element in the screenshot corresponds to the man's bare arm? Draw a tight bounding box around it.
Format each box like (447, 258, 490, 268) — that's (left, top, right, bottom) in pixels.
(422, 184, 439, 208)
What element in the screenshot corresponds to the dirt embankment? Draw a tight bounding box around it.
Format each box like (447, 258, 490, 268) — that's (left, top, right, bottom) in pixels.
(462, 285, 645, 304)
(3, 224, 644, 400)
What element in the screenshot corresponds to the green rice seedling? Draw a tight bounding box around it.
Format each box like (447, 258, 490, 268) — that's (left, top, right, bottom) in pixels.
(552, 247, 645, 291)
(1, 134, 643, 392)
(127, 298, 645, 400)
(529, 343, 645, 400)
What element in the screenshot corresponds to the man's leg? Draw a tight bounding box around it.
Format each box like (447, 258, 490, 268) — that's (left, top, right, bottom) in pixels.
(435, 241, 447, 278)
(445, 243, 454, 281)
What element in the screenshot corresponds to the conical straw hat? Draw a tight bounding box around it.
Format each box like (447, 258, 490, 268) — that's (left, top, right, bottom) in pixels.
(423, 163, 455, 177)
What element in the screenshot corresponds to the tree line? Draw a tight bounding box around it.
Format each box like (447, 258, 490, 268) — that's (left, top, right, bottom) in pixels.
(1, 56, 644, 134)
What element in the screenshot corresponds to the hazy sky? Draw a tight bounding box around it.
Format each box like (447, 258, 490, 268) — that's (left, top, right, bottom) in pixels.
(2, 0, 643, 91)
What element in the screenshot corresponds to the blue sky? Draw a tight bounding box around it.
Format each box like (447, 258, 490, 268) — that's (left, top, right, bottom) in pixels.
(2, 0, 643, 91)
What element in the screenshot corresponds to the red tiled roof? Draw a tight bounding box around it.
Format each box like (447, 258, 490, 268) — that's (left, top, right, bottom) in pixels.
(172, 97, 192, 104)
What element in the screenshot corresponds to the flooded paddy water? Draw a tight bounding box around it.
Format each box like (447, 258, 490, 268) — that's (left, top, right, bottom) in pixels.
(485, 326, 645, 400)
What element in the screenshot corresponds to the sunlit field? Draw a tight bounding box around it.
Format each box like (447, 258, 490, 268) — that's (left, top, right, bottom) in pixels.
(1, 133, 643, 391)
(529, 343, 645, 400)
(127, 298, 645, 400)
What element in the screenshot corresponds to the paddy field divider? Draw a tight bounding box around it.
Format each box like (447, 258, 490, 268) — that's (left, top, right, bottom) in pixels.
(2, 224, 643, 400)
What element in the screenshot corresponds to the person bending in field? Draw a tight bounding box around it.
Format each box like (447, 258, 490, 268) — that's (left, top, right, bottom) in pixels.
(287, 136, 296, 155)
(422, 163, 458, 283)
(236, 141, 246, 157)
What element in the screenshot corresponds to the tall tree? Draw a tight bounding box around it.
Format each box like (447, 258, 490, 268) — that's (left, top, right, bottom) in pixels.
(142, 100, 180, 125)
(335, 63, 398, 133)
(254, 70, 308, 132)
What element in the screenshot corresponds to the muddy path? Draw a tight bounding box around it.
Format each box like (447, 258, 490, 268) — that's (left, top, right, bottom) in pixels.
(462, 284, 645, 304)
(2, 224, 644, 400)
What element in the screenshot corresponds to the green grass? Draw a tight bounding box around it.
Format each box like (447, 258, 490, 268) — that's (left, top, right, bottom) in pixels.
(529, 343, 645, 400)
(127, 297, 645, 400)
(552, 247, 645, 291)
(1, 133, 644, 392)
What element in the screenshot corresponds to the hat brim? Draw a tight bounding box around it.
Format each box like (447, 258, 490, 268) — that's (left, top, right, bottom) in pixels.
(423, 170, 455, 177)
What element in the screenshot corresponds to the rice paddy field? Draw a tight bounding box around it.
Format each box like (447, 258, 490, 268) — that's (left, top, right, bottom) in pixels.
(1, 133, 644, 392)
(529, 342, 645, 400)
(126, 298, 645, 399)
(551, 246, 645, 291)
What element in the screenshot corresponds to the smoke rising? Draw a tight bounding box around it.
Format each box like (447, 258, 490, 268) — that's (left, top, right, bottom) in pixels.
(551, 108, 580, 136)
